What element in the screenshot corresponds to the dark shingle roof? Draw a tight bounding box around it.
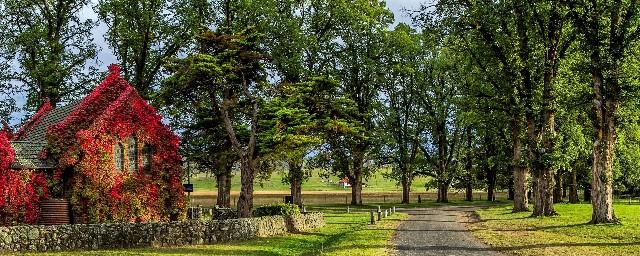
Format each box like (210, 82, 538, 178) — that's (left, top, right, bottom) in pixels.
(10, 141, 56, 169)
(11, 101, 80, 169)
(20, 101, 81, 142)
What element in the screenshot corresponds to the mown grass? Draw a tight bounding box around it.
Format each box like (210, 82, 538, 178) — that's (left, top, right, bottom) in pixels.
(469, 203, 640, 256)
(31, 205, 409, 256)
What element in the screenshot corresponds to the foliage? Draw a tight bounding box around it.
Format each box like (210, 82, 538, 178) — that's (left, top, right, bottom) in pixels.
(0, 0, 98, 109)
(162, 28, 267, 217)
(45, 65, 185, 223)
(252, 203, 300, 217)
(0, 131, 49, 225)
(95, 0, 204, 98)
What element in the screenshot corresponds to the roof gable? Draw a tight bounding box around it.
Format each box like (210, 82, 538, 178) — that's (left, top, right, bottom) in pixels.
(11, 65, 138, 169)
(17, 101, 81, 143)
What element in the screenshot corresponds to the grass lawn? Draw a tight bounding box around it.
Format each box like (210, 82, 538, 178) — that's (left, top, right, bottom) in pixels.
(31, 205, 409, 256)
(469, 202, 640, 256)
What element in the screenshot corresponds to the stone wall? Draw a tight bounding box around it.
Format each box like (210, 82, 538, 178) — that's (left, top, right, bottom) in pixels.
(0, 212, 324, 252)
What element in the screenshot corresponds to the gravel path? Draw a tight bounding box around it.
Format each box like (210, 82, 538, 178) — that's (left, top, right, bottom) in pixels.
(393, 205, 501, 256)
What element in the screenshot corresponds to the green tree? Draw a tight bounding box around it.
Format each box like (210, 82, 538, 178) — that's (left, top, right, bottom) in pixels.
(379, 23, 423, 204)
(329, 0, 393, 205)
(96, 0, 205, 98)
(0, 0, 98, 109)
(163, 29, 267, 217)
(569, 0, 640, 224)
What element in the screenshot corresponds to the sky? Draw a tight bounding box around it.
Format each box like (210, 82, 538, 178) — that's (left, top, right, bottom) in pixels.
(8, 0, 426, 126)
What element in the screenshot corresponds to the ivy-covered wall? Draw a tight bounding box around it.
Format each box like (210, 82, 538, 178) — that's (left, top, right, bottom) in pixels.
(42, 65, 186, 223)
(0, 132, 49, 226)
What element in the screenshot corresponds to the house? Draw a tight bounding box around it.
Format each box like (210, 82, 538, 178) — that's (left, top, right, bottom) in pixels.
(9, 65, 186, 224)
(338, 177, 351, 188)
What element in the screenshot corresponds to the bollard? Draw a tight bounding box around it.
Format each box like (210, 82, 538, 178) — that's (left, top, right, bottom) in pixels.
(377, 210, 382, 221)
(302, 205, 307, 213)
(384, 209, 388, 218)
(370, 210, 376, 224)
(347, 206, 350, 213)
(389, 208, 392, 215)
(377, 205, 381, 212)
(393, 206, 396, 213)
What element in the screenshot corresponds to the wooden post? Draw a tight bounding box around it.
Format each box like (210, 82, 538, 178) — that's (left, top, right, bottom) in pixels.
(384, 195, 386, 203)
(370, 210, 376, 224)
(418, 195, 422, 203)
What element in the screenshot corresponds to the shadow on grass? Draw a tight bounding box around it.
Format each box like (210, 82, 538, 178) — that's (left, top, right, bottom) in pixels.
(395, 241, 640, 253)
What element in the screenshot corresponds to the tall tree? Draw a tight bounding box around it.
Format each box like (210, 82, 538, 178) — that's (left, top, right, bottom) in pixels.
(96, 0, 203, 98)
(569, 0, 640, 223)
(430, 0, 530, 211)
(379, 23, 423, 204)
(414, 43, 464, 203)
(163, 29, 266, 217)
(330, 0, 393, 205)
(0, 0, 98, 109)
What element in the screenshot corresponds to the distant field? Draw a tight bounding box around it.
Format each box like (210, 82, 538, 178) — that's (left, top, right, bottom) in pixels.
(188, 190, 508, 207)
(188, 169, 432, 193)
(184, 169, 510, 207)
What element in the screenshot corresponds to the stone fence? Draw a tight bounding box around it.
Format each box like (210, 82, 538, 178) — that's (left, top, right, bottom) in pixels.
(0, 213, 324, 252)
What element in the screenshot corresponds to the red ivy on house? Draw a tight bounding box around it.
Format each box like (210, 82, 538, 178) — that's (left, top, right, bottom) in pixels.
(0, 132, 49, 225)
(43, 65, 186, 223)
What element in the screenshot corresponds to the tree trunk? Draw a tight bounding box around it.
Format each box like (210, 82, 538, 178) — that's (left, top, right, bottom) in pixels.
(584, 183, 591, 202)
(553, 171, 563, 204)
(290, 178, 302, 207)
(511, 112, 529, 212)
(569, 168, 579, 203)
(465, 175, 473, 202)
(401, 171, 411, 204)
(288, 160, 304, 208)
(487, 167, 496, 202)
(350, 149, 365, 205)
(589, 38, 618, 223)
(350, 171, 363, 205)
(465, 127, 473, 202)
(237, 156, 256, 217)
(216, 162, 233, 207)
(532, 167, 556, 216)
(216, 174, 229, 207)
(437, 182, 449, 203)
(590, 114, 618, 223)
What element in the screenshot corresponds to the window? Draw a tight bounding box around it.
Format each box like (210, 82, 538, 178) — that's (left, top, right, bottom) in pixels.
(114, 143, 124, 172)
(128, 137, 138, 172)
(143, 144, 154, 174)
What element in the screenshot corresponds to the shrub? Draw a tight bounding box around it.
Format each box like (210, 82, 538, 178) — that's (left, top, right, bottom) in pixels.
(0, 132, 50, 225)
(253, 203, 300, 217)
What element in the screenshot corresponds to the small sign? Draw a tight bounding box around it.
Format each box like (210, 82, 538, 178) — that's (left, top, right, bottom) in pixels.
(183, 184, 194, 193)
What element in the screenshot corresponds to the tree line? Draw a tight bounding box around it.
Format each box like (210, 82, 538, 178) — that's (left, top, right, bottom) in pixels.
(1, 0, 639, 223)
